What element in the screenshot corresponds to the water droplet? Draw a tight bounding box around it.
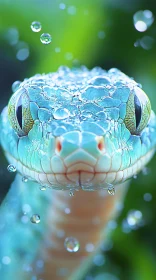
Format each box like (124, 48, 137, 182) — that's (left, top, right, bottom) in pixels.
(126, 210, 143, 229)
(93, 254, 105, 266)
(55, 47, 61, 53)
(7, 164, 16, 173)
(64, 207, 71, 214)
(64, 237, 80, 252)
(59, 3, 66, 10)
(40, 33, 52, 45)
(53, 108, 70, 120)
(16, 48, 29, 61)
(22, 176, 28, 183)
(40, 186, 46, 191)
(67, 6, 77, 15)
(142, 166, 150, 176)
(133, 174, 137, 179)
(143, 193, 152, 202)
(31, 21, 42, 32)
(22, 204, 31, 213)
(107, 186, 115, 195)
(98, 30, 105, 39)
(69, 190, 74, 197)
(30, 214, 40, 224)
(85, 243, 95, 252)
(2, 256, 11, 265)
(65, 52, 73, 60)
(133, 10, 154, 32)
(12, 81, 21, 92)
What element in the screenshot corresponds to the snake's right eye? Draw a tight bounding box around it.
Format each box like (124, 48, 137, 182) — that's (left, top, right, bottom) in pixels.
(124, 87, 151, 135)
(8, 90, 34, 136)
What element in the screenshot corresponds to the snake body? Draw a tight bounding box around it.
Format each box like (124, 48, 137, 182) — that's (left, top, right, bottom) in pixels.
(0, 67, 156, 280)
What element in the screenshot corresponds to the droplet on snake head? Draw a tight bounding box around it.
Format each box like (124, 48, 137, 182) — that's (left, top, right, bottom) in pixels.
(133, 10, 154, 32)
(53, 108, 69, 120)
(40, 185, 46, 191)
(12, 81, 21, 93)
(30, 214, 40, 224)
(22, 176, 28, 183)
(31, 21, 42, 32)
(64, 237, 80, 252)
(107, 186, 115, 196)
(7, 164, 16, 173)
(40, 33, 52, 45)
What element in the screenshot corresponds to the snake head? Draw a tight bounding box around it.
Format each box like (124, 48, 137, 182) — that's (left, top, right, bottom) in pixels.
(1, 67, 156, 190)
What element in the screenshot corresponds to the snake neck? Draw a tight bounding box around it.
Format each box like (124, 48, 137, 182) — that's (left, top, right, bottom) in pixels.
(36, 182, 129, 280)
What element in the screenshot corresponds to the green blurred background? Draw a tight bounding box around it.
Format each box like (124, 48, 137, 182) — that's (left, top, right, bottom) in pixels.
(0, 0, 156, 279)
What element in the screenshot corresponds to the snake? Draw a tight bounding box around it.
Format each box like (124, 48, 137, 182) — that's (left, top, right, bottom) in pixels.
(0, 66, 156, 280)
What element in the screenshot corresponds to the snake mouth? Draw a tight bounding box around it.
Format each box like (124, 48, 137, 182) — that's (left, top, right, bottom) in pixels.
(5, 148, 155, 191)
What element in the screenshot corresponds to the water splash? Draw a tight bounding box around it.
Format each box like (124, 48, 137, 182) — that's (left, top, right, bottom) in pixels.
(64, 237, 80, 252)
(40, 33, 52, 45)
(31, 21, 42, 32)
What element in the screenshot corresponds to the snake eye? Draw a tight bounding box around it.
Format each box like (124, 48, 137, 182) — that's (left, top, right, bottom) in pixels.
(8, 89, 34, 136)
(124, 87, 151, 135)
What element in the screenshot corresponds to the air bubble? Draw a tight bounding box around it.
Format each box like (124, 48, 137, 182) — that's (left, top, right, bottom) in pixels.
(7, 164, 16, 173)
(40, 33, 52, 45)
(12, 81, 21, 92)
(31, 21, 42, 32)
(107, 186, 115, 196)
(133, 10, 154, 32)
(30, 214, 40, 224)
(22, 176, 28, 183)
(64, 237, 80, 252)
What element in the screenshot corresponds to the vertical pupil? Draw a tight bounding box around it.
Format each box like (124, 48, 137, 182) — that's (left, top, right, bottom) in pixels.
(134, 94, 141, 128)
(16, 96, 22, 129)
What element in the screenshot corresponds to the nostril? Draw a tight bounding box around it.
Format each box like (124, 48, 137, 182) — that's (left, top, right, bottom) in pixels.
(56, 138, 62, 153)
(96, 136, 105, 151)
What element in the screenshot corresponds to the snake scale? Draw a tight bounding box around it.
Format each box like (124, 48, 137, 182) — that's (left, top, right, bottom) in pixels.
(0, 67, 156, 280)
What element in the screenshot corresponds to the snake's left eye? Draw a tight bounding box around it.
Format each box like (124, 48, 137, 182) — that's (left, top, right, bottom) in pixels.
(8, 89, 34, 136)
(124, 87, 151, 135)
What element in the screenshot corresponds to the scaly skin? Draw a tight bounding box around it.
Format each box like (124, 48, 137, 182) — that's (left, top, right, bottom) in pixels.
(0, 67, 156, 280)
